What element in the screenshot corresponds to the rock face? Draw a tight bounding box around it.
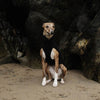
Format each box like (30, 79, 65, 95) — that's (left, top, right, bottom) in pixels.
(82, 10, 100, 82)
(0, 0, 100, 82)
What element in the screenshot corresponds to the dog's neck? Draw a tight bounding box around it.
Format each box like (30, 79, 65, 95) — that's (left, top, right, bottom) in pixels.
(43, 31, 54, 39)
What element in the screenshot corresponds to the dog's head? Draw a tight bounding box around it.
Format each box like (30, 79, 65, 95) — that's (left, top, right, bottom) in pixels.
(42, 22, 55, 39)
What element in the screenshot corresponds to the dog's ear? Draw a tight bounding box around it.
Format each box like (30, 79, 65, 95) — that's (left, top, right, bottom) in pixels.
(42, 23, 45, 28)
(52, 22, 55, 25)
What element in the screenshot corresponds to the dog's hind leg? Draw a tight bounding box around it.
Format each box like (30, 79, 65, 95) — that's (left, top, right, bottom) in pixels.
(40, 48, 47, 86)
(46, 67, 52, 84)
(60, 64, 67, 84)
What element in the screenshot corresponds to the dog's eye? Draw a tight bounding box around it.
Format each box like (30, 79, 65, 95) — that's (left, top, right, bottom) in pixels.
(53, 26, 55, 28)
(46, 26, 49, 28)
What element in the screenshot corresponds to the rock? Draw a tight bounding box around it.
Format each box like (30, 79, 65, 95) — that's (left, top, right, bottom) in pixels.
(81, 10, 100, 82)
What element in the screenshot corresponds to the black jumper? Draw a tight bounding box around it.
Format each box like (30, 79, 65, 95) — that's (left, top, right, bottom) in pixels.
(41, 35, 63, 66)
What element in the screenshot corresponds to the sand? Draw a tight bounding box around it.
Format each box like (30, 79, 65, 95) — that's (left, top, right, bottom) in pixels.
(0, 63, 100, 100)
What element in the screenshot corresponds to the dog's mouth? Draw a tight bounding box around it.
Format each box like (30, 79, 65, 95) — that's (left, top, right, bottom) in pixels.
(47, 32, 55, 36)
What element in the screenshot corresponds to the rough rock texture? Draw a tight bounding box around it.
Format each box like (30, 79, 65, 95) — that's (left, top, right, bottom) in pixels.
(0, 0, 100, 82)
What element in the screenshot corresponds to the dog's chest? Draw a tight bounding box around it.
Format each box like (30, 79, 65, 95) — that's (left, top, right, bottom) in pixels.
(43, 46, 55, 65)
(43, 48, 54, 58)
(42, 36, 56, 65)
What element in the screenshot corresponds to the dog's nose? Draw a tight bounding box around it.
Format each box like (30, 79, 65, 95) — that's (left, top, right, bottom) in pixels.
(51, 31, 54, 35)
(50, 29, 54, 34)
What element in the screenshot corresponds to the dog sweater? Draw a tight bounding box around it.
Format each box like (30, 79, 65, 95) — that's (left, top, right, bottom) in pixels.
(41, 35, 63, 66)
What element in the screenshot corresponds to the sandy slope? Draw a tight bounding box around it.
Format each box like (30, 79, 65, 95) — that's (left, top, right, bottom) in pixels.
(0, 63, 100, 100)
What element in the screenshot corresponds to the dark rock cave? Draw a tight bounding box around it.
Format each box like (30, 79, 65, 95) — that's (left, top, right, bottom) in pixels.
(0, 0, 100, 82)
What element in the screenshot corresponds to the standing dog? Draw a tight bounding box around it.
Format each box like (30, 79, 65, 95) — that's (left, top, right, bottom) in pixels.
(40, 22, 67, 87)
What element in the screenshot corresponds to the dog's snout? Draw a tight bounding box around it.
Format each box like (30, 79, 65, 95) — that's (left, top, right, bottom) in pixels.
(51, 31, 54, 35)
(50, 29, 54, 34)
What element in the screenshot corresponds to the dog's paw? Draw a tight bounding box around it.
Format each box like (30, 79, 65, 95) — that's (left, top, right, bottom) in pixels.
(53, 80, 58, 87)
(42, 77, 46, 86)
(60, 79, 64, 84)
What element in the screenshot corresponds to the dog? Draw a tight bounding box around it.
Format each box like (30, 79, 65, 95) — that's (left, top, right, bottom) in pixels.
(40, 22, 67, 87)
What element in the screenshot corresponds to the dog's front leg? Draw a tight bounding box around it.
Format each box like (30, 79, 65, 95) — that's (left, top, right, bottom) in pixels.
(51, 48, 59, 87)
(42, 59, 48, 86)
(40, 48, 47, 86)
(60, 64, 67, 84)
(53, 56, 59, 87)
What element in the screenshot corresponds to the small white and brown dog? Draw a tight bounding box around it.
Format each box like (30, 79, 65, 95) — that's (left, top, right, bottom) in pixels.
(40, 22, 67, 87)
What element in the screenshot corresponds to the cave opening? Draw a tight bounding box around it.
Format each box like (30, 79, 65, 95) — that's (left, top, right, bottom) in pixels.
(67, 53, 82, 70)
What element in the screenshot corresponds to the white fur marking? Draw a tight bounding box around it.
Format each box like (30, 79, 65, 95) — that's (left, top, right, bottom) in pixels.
(42, 77, 46, 86)
(49, 66, 55, 79)
(58, 68, 62, 76)
(51, 49, 55, 60)
(60, 78, 64, 84)
(53, 72, 58, 87)
(42, 50, 46, 59)
(49, 67, 62, 78)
